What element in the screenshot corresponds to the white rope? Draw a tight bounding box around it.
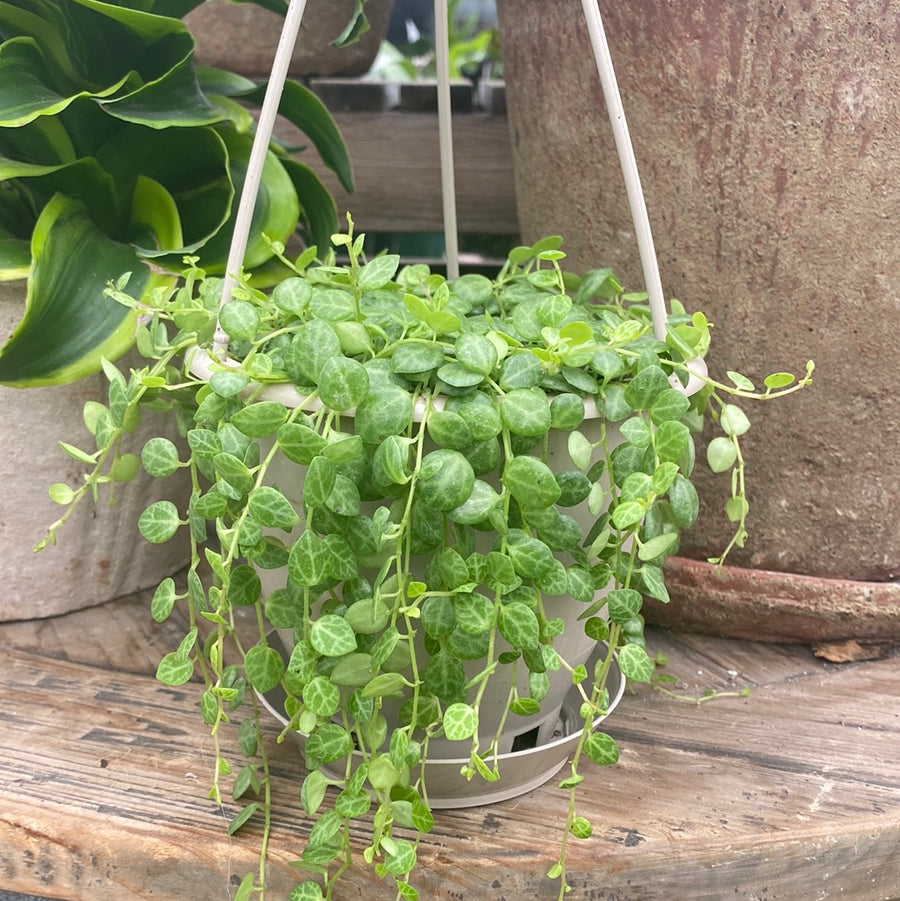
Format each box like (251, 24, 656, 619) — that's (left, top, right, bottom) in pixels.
(580, 0, 668, 340)
(434, 0, 460, 280)
(214, 0, 311, 354)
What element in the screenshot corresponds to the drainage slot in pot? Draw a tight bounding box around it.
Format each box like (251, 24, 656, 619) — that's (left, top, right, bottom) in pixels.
(510, 725, 541, 753)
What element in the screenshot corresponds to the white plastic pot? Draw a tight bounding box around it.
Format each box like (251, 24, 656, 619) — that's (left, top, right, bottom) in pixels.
(258, 631, 625, 808)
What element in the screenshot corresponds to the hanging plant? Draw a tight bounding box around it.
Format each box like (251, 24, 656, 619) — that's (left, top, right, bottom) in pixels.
(41, 218, 813, 899)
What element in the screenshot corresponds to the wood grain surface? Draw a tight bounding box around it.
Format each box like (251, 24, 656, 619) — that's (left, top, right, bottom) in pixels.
(286, 111, 519, 236)
(1, 594, 898, 901)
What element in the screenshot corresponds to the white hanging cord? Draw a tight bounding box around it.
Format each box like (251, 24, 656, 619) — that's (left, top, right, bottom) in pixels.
(214, 0, 311, 354)
(434, 0, 460, 280)
(580, 0, 667, 341)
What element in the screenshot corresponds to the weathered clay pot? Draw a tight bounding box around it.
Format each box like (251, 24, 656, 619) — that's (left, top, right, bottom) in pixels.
(496, 0, 900, 640)
(0, 282, 191, 622)
(185, 0, 394, 77)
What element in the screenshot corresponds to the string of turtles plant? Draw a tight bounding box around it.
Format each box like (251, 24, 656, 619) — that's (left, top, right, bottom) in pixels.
(40, 219, 813, 901)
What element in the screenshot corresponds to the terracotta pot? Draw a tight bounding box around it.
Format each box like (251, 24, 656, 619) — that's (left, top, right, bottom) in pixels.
(185, 0, 394, 77)
(496, 0, 900, 639)
(656, 557, 900, 645)
(0, 282, 191, 622)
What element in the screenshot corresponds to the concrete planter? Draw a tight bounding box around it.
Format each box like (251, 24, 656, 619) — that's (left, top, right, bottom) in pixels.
(496, 0, 900, 639)
(0, 283, 191, 621)
(185, 0, 394, 78)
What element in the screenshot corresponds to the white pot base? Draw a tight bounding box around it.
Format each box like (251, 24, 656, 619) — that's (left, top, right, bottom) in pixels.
(258, 634, 625, 809)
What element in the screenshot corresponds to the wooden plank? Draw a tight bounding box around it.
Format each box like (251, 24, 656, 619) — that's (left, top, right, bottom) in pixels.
(284, 111, 519, 235)
(2, 627, 899, 900)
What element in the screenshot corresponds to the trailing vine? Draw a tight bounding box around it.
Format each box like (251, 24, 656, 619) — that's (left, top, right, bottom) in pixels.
(42, 222, 812, 900)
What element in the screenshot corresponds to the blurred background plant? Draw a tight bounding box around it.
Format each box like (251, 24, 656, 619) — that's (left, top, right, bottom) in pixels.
(370, 0, 501, 82)
(0, 0, 358, 387)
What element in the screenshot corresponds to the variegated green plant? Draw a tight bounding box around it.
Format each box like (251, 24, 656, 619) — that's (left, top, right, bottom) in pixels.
(42, 220, 813, 901)
(0, 0, 366, 386)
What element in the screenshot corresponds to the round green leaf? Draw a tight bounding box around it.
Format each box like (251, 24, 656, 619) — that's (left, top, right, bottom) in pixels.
(421, 596, 456, 640)
(507, 534, 556, 579)
(426, 410, 473, 451)
(248, 485, 300, 530)
(304, 455, 336, 508)
(453, 592, 494, 635)
(310, 288, 355, 321)
(611, 500, 645, 530)
(455, 333, 498, 376)
(288, 530, 332, 587)
(569, 816, 593, 839)
(623, 364, 669, 410)
(510, 697, 541, 716)
(207, 372, 249, 400)
(503, 455, 561, 509)
(638, 532, 679, 562)
(498, 602, 540, 650)
(451, 272, 493, 305)
(357, 254, 400, 290)
(549, 393, 585, 430)
(720, 404, 751, 437)
(620, 415, 652, 448)
(457, 400, 502, 441)
(228, 565, 261, 606)
(219, 300, 260, 341)
(213, 452, 254, 495)
(360, 672, 408, 699)
(318, 355, 369, 411)
(437, 361, 485, 388)
(707, 436, 738, 473)
(142, 437, 181, 477)
(345, 599, 391, 635)
(156, 651, 194, 686)
(272, 277, 312, 315)
(187, 428, 222, 459)
(418, 449, 475, 511)
(499, 352, 543, 390)
(292, 319, 341, 382)
(617, 643, 655, 683)
(423, 651, 466, 703)
(354, 385, 414, 444)
(150, 577, 177, 622)
(310, 615, 359, 657)
(110, 452, 140, 482)
(277, 423, 326, 464)
(367, 754, 401, 791)
(230, 402, 288, 438)
(290, 881, 325, 901)
(443, 703, 478, 741)
(584, 732, 620, 766)
(650, 388, 692, 424)
(567, 430, 593, 472)
(330, 653, 374, 686)
(245, 644, 285, 693)
(654, 420, 691, 465)
(390, 342, 445, 375)
(447, 479, 499, 525)
(607, 588, 643, 623)
(48, 482, 76, 505)
(373, 434, 412, 485)
(303, 676, 341, 717)
(138, 500, 181, 543)
(499, 387, 551, 437)
(763, 372, 795, 390)
(669, 475, 699, 528)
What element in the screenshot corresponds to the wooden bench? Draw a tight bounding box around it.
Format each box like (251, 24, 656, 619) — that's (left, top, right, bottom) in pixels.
(295, 78, 519, 240)
(2, 585, 898, 900)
